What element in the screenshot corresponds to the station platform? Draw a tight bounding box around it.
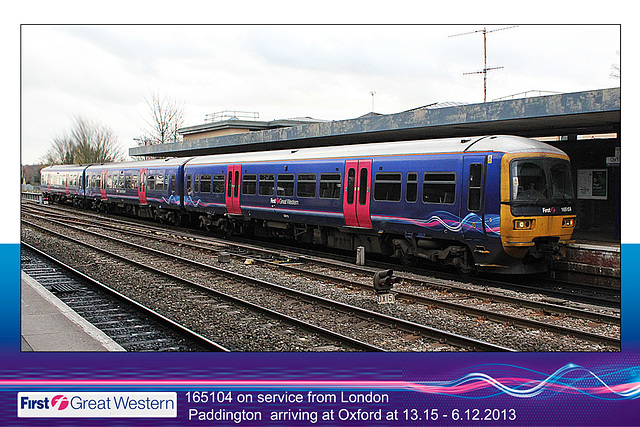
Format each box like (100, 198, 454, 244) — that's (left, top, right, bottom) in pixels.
(21, 272, 125, 352)
(553, 238, 620, 288)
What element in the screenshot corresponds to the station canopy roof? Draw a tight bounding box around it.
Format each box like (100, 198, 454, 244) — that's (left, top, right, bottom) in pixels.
(129, 87, 620, 158)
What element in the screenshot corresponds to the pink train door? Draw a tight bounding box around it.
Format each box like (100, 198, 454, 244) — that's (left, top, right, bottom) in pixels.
(225, 164, 242, 215)
(138, 168, 147, 205)
(100, 170, 108, 200)
(343, 160, 373, 228)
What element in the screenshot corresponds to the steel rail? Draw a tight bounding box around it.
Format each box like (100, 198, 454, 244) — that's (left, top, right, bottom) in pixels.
(23, 216, 513, 352)
(22, 204, 620, 321)
(22, 204, 619, 327)
(23, 219, 386, 352)
(23, 207, 620, 343)
(21, 241, 230, 352)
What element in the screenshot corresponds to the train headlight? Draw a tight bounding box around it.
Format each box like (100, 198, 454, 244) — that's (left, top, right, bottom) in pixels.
(562, 217, 575, 228)
(513, 219, 534, 230)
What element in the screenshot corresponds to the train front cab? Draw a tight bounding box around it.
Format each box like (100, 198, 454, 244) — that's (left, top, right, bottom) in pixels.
(496, 152, 576, 274)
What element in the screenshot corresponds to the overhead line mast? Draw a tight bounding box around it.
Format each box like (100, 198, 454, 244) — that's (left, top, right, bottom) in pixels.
(449, 26, 518, 102)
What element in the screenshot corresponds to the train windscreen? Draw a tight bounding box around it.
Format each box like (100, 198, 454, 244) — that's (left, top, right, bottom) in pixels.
(510, 158, 575, 204)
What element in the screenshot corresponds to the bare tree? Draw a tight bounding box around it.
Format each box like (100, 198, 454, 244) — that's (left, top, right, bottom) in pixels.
(42, 116, 124, 165)
(44, 134, 76, 165)
(142, 90, 185, 145)
(610, 50, 620, 80)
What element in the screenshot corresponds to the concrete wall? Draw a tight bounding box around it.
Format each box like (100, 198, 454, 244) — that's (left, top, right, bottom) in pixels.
(183, 128, 251, 141)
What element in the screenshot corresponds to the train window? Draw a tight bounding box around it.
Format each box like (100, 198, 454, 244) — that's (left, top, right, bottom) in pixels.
(259, 174, 275, 196)
(358, 168, 369, 205)
(156, 174, 165, 191)
(242, 174, 257, 195)
(319, 173, 341, 199)
(234, 171, 240, 197)
(187, 174, 193, 195)
(406, 172, 418, 203)
(468, 164, 483, 212)
(511, 161, 546, 201)
(194, 174, 200, 193)
(132, 174, 138, 190)
(200, 174, 212, 193)
(549, 162, 574, 200)
(297, 173, 317, 198)
(226, 172, 232, 197)
(277, 174, 295, 196)
(374, 172, 402, 202)
(423, 172, 456, 204)
(346, 168, 356, 204)
(212, 174, 225, 194)
(125, 174, 132, 189)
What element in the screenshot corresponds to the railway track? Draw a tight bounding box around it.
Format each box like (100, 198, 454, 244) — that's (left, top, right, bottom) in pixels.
(23, 202, 620, 305)
(22, 204, 620, 351)
(22, 204, 620, 308)
(22, 204, 621, 316)
(21, 243, 228, 352)
(23, 216, 511, 352)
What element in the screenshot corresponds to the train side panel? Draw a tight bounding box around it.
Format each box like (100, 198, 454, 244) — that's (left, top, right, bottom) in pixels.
(40, 165, 89, 206)
(40, 136, 575, 274)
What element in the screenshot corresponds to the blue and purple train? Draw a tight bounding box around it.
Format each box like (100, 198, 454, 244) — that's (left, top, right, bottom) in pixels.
(40, 135, 577, 274)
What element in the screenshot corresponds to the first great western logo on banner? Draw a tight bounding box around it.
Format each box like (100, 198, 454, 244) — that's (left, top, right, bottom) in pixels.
(18, 392, 177, 418)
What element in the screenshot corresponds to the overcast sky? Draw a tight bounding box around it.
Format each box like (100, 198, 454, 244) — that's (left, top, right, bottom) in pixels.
(20, 24, 620, 165)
